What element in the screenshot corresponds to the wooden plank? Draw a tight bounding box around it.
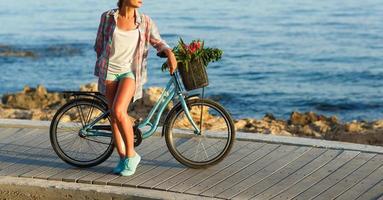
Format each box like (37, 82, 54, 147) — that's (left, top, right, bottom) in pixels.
(13, 150, 59, 178)
(246, 149, 341, 200)
(153, 141, 263, 191)
(15, 127, 81, 178)
(269, 150, 360, 200)
(19, 157, 63, 178)
(356, 179, 383, 200)
(0, 128, 35, 149)
(168, 143, 282, 193)
(89, 136, 166, 185)
(129, 141, 264, 191)
(31, 128, 121, 180)
(199, 146, 309, 199)
(145, 140, 256, 190)
(6, 128, 62, 177)
(78, 136, 166, 185)
(335, 165, 383, 200)
(62, 155, 118, 183)
(47, 145, 120, 181)
(116, 137, 201, 187)
(125, 137, 225, 188)
(21, 131, 94, 179)
(313, 154, 383, 200)
(0, 128, 20, 141)
(34, 140, 115, 180)
(0, 131, 52, 176)
(2, 129, 52, 176)
(292, 152, 376, 200)
(18, 153, 66, 179)
(208, 147, 326, 198)
(0, 128, 44, 170)
(49, 135, 158, 182)
(0, 128, 39, 156)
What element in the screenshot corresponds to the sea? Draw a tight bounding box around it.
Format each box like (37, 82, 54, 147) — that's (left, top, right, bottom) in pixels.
(0, 0, 382, 122)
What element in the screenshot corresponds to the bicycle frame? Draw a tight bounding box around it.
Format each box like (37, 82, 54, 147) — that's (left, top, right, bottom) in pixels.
(82, 71, 201, 139)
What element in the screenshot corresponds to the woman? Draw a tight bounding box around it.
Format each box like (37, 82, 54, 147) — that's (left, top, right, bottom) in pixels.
(93, 0, 177, 176)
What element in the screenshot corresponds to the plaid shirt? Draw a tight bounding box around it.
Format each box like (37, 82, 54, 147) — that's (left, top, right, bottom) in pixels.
(93, 8, 170, 103)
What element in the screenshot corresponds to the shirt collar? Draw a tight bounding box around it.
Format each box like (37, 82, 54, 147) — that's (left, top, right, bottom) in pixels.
(109, 8, 142, 25)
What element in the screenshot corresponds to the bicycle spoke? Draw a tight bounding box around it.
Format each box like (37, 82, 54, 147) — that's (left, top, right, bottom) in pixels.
(83, 137, 111, 145)
(193, 138, 202, 161)
(57, 126, 80, 133)
(200, 142, 209, 159)
(85, 139, 97, 154)
(77, 104, 87, 126)
(85, 101, 95, 125)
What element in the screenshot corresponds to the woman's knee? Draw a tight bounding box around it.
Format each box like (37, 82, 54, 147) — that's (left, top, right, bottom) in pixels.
(111, 105, 128, 122)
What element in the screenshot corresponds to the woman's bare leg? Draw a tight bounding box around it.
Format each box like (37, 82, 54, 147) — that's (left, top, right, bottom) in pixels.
(105, 80, 126, 158)
(111, 77, 136, 158)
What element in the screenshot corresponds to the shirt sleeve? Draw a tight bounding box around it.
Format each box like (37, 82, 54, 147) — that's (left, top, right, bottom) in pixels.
(148, 16, 171, 54)
(94, 12, 106, 58)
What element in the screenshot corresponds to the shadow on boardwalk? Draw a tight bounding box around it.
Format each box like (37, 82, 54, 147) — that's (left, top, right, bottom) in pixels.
(0, 127, 381, 200)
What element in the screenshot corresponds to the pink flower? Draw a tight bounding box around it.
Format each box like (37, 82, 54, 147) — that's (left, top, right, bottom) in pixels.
(188, 41, 202, 54)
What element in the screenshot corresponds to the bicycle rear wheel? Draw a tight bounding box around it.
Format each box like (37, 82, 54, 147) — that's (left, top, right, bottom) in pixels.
(163, 98, 235, 168)
(49, 98, 114, 168)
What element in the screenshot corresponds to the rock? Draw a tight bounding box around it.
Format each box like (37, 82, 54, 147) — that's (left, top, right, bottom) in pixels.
(235, 119, 247, 130)
(345, 122, 364, 133)
(302, 125, 313, 136)
(263, 113, 276, 121)
(1, 85, 65, 110)
(372, 120, 383, 129)
(290, 111, 309, 125)
(307, 111, 318, 122)
(329, 116, 339, 124)
(300, 124, 322, 138)
(79, 83, 98, 92)
(23, 85, 31, 93)
(35, 84, 47, 97)
(312, 121, 331, 133)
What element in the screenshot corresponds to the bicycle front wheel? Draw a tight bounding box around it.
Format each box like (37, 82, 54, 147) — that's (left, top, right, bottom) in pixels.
(163, 98, 235, 168)
(49, 98, 114, 168)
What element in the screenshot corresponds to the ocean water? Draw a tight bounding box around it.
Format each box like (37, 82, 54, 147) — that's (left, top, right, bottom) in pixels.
(0, 0, 382, 122)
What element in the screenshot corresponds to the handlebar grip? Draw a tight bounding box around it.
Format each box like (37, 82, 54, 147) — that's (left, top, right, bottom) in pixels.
(156, 51, 167, 58)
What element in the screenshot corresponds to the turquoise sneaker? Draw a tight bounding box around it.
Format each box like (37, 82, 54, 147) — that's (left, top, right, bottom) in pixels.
(112, 158, 126, 174)
(120, 153, 141, 176)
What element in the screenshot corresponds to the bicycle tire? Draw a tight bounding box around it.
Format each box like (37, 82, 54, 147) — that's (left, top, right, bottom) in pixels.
(49, 98, 114, 168)
(163, 98, 235, 168)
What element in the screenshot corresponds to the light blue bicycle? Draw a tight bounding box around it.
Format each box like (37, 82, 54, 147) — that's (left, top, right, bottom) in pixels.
(49, 69, 235, 169)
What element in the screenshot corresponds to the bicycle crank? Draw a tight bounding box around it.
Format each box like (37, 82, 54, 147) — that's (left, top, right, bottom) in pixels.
(133, 124, 142, 147)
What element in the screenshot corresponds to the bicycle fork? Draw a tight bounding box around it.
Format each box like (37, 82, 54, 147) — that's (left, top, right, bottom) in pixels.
(177, 93, 202, 135)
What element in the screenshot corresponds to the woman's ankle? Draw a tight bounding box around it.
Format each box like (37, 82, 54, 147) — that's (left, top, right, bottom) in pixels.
(126, 151, 137, 158)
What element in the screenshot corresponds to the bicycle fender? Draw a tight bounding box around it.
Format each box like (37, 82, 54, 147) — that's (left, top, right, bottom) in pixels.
(63, 91, 108, 108)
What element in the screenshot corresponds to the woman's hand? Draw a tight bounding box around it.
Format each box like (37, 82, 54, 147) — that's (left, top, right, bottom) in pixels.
(164, 48, 177, 75)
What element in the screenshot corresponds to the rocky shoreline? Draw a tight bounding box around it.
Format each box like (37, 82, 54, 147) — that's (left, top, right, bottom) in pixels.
(1, 83, 382, 146)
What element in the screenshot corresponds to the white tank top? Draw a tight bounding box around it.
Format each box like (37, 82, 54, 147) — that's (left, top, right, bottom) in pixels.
(108, 26, 140, 73)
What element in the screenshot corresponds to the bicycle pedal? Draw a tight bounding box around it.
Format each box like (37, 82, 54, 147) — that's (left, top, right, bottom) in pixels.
(134, 118, 142, 126)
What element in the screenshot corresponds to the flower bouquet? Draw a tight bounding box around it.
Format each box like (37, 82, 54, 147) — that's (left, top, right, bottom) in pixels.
(162, 38, 223, 91)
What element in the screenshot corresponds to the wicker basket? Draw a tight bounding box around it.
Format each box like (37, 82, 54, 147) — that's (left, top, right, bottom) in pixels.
(178, 59, 209, 91)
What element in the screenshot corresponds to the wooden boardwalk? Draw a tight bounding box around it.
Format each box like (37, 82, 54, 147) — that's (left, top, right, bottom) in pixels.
(0, 127, 382, 200)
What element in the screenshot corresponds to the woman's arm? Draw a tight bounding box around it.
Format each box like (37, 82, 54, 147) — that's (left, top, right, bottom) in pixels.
(148, 17, 177, 74)
(94, 12, 106, 58)
(163, 48, 177, 75)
